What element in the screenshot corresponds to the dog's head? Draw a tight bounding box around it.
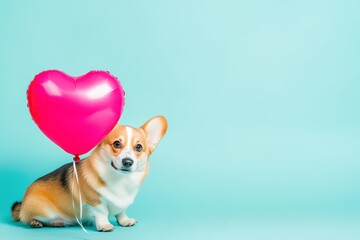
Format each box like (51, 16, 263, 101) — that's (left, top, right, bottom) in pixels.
(96, 116, 167, 174)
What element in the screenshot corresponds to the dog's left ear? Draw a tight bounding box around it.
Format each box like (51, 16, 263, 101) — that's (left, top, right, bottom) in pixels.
(141, 116, 168, 153)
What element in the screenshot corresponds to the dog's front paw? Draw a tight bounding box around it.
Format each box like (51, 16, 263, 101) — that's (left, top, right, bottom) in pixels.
(118, 217, 137, 227)
(97, 223, 114, 232)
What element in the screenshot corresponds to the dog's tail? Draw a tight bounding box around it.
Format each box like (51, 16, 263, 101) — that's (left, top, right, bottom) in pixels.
(11, 201, 22, 221)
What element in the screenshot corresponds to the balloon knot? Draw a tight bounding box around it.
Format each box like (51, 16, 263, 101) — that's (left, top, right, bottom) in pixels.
(73, 155, 81, 162)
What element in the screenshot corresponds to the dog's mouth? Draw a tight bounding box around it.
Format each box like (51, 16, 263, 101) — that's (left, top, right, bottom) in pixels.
(111, 161, 118, 170)
(111, 161, 132, 173)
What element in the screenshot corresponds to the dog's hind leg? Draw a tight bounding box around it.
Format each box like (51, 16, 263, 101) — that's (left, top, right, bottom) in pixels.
(30, 219, 43, 228)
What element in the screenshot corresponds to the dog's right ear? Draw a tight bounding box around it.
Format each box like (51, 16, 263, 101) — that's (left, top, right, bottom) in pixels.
(141, 116, 168, 153)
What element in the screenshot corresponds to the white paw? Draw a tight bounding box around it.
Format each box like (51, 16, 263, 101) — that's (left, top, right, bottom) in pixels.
(97, 223, 114, 232)
(118, 217, 137, 227)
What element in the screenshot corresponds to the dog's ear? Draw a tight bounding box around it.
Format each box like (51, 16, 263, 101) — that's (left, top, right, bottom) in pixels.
(141, 116, 168, 153)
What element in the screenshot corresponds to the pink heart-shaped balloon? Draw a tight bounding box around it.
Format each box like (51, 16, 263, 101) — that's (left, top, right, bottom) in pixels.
(27, 70, 125, 157)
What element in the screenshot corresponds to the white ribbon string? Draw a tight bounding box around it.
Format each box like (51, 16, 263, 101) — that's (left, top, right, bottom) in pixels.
(71, 160, 89, 234)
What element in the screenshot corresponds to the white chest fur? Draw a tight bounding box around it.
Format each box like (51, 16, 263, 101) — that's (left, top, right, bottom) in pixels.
(97, 171, 144, 215)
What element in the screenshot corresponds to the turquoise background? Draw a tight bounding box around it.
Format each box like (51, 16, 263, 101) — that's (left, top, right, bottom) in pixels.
(1, 0, 360, 239)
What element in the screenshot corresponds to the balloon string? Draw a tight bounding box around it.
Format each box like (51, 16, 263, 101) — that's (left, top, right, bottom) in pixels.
(71, 160, 89, 234)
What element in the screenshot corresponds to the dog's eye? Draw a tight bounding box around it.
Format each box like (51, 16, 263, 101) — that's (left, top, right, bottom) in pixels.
(113, 141, 121, 149)
(135, 144, 143, 152)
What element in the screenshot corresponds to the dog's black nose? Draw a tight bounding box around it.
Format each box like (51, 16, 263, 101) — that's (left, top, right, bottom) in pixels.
(122, 158, 134, 168)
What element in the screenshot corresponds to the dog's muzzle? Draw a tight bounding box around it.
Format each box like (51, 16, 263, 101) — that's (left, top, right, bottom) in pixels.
(111, 158, 134, 172)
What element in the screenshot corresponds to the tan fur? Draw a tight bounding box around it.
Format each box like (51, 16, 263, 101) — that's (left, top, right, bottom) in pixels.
(19, 158, 105, 224)
(141, 116, 168, 153)
(101, 125, 128, 156)
(12, 116, 167, 230)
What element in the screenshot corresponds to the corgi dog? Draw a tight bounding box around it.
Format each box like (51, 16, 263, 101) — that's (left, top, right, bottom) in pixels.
(11, 116, 167, 232)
